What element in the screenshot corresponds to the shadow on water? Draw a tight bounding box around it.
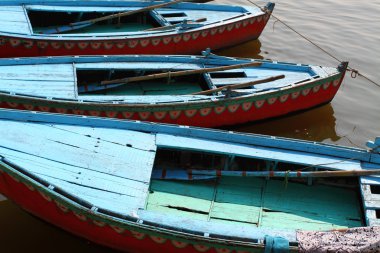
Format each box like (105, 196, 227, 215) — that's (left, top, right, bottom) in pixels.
(230, 104, 341, 143)
(0, 198, 119, 253)
(216, 39, 264, 59)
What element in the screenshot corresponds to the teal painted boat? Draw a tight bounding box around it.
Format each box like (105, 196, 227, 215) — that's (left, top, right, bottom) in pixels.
(0, 53, 348, 127)
(0, 0, 274, 57)
(0, 109, 379, 252)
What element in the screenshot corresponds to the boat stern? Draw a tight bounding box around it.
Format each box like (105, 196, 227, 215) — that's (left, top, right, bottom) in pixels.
(338, 61, 349, 73)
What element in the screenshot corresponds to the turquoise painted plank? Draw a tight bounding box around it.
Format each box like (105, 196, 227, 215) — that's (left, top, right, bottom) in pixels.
(0, 146, 148, 197)
(76, 62, 203, 70)
(0, 80, 75, 98)
(150, 180, 215, 200)
(365, 210, 380, 226)
(55, 124, 156, 151)
(0, 20, 30, 34)
(83, 81, 202, 96)
(0, 10, 28, 21)
(360, 176, 380, 186)
(211, 178, 264, 224)
(146, 202, 209, 220)
(137, 210, 297, 242)
(41, 175, 146, 214)
(25, 5, 135, 12)
(0, 108, 375, 164)
(77, 95, 208, 103)
(360, 184, 380, 211)
(155, 134, 363, 171)
(210, 202, 261, 224)
(214, 178, 264, 206)
(0, 120, 156, 181)
(0, 65, 74, 81)
(0, 6, 24, 11)
(147, 191, 212, 215)
(158, 9, 244, 24)
(260, 212, 358, 230)
(263, 180, 361, 217)
(147, 180, 215, 220)
(0, 6, 30, 34)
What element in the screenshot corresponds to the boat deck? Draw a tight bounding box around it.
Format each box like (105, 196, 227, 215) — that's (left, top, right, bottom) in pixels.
(0, 64, 76, 98)
(146, 177, 363, 230)
(0, 6, 31, 35)
(0, 119, 157, 215)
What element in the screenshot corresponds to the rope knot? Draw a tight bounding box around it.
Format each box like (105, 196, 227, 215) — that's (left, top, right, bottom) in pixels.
(350, 69, 359, 78)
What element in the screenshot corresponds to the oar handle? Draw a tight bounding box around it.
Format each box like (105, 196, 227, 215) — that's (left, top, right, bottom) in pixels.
(191, 74, 285, 95)
(144, 17, 207, 31)
(188, 169, 380, 178)
(100, 61, 262, 85)
(72, 0, 186, 26)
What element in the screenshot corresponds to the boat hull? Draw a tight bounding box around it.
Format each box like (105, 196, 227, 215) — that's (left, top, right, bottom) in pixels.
(0, 73, 345, 127)
(0, 13, 270, 57)
(0, 166, 268, 253)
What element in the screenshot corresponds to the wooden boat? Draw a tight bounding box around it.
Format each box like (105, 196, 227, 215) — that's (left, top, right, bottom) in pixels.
(0, 0, 274, 57)
(0, 109, 379, 252)
(0, 54, 348, 127)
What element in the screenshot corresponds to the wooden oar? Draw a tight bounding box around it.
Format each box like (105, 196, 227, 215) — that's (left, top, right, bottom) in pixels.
(145, 17, 207, 31)
(100, 61, 262, 85)
(191, 75, 285, 95)
(43, 0, 187, 34)
(188, 169, 380, 178)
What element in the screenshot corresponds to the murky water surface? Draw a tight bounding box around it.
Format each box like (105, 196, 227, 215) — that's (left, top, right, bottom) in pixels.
(1, 0, 379, 251)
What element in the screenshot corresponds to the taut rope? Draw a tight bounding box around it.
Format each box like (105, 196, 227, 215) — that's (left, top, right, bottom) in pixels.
(247, 0, 380, 88)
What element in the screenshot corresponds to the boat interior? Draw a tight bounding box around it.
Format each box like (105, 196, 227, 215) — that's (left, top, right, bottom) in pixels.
(76, 69, 208, 95)
(0, 3, 260, 36)
(0, 113, 373, 242)
(0, 57, 336, 103)
(29, 10, 162, 34)
(148, 148, 363, 232)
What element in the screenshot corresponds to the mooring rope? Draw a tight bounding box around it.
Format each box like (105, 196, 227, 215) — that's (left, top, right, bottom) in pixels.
(247, 0, 380, 88)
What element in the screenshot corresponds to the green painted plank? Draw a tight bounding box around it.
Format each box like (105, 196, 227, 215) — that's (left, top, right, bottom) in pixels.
(147, 191, 212, 213)
(260, 211, 362, 230)
(86, 82, 203, 96)
(147, 178, 363, 231)
(263, 180, 362, 219)
(150, 180, 215, 200)
(210, 202, 260, 224)
(34, 23, 155, 34)
(218, 177, 265, 187)
(214, 178, 263, 206)
(146, 203, 209, 221)
(210, 178, 263, 224)
(147, 180, 215, 220)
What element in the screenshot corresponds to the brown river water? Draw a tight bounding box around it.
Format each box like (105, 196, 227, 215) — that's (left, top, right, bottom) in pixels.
(0, 0, 379, 252)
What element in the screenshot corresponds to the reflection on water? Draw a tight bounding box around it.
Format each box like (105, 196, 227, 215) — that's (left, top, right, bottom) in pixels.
(218, 39, 341, 143)
(232, 104, 340, 142)
(216, 39, 264, 59)
(0, 197, 117, 253)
